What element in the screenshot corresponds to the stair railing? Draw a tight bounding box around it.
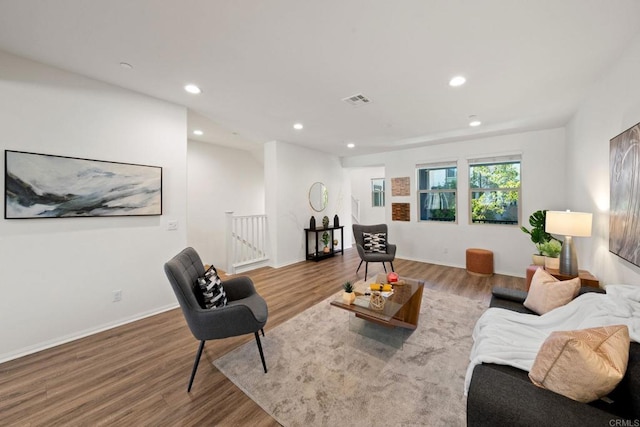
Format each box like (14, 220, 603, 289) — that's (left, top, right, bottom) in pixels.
(225, 211, 268, 274)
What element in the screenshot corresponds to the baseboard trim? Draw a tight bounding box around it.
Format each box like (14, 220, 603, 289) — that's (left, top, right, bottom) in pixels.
(0, 302, 179, 365)
(396, 254, 524, 278)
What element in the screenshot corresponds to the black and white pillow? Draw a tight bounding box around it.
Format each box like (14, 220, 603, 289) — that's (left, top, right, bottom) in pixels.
(363, 232, 387, 253)
(197, 265, 228, 309)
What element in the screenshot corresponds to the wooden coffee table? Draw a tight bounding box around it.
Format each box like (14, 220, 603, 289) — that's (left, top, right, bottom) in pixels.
(330, 276, 424, 330)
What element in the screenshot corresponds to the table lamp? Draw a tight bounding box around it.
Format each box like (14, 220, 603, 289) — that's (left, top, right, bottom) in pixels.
(545, 210, 592, 276)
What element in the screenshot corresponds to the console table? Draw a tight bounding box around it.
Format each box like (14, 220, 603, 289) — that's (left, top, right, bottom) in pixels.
(525, 264, 599, 290)
(304, 225, 344, 261)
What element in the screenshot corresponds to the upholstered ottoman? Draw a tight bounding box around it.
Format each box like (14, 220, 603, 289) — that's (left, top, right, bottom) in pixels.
(466, 248, 494, 277)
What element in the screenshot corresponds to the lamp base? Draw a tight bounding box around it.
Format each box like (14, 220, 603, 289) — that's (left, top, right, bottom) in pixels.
(558, 236, 578, 276)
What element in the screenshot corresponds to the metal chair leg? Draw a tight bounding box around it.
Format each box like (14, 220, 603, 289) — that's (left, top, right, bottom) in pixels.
(188, 340, 206, 392)
(261, 328, 265, 337)
(255, 331, 267, 373)
(383, 262, 387, 273)
(364, 262, 369, 281)
(356, 259, 364, 274)
(390, 261, 395, 272)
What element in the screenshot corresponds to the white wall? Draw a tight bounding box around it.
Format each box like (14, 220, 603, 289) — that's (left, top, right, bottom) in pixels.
(566, 33, 640, 286)
(265, 141, 351, 267)
(349, 167, 386, 228)
(0, 51, 187, 362)
(187, 140, 264, 268)
(343, 128, 567, 277)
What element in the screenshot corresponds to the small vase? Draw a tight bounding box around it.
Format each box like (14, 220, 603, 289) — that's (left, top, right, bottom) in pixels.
(323, 246, 330, 253)
(342, 292, 355, 305)
(545, 256, 559, 270)
(309, 216, 316, 229)
(334, 214, 340, 227)
(532, 254, 545, 266)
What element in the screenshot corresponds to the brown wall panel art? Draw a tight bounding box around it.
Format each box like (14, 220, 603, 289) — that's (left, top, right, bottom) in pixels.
(392, 202, 410, 221)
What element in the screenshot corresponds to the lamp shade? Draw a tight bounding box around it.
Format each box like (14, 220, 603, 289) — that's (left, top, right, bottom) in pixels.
(545, 211, 592, 237)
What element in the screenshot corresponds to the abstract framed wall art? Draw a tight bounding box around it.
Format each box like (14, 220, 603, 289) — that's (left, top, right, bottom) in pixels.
(609, 122, 640, 267)
(5, 150, 162, 219)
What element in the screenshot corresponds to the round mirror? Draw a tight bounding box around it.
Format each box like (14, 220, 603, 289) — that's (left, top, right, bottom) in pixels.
(309, 182, 328, 212)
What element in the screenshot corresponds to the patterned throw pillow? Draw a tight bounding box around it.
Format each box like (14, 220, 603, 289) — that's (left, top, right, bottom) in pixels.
(197, 265, 228, 309)
(363, 232, 387, 253)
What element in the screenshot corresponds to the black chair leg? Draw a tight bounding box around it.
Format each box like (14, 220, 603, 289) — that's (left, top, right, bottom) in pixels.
(255, 331, 267, 373)
(383, 262, 387, 273)
(356, 259, 364, 274)
(188, 340, 206, 392)
(390, 261, 395, 272)
(364, 262, 369, 280)
(261, 328, 265, 337)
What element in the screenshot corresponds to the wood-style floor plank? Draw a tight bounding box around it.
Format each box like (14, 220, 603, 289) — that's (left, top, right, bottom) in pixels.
(0, 248, 524, 426)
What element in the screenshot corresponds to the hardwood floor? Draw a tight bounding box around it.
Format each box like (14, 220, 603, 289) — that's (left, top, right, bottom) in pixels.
(0, 248, 525, 426)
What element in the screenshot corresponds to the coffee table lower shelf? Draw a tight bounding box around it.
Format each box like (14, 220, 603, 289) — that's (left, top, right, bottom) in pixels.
(353, 311, 419, 330)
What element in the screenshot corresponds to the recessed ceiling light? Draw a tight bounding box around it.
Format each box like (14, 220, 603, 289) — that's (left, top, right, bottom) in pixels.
(469, 115, 482, 127)
(347, 143, 355, 148)
(293, 123, 304, 130)
(184, 84, 202, 94)
(193, 130, 203, 136)
(449, 76, 466, 87)
(119, 62, 133, 70)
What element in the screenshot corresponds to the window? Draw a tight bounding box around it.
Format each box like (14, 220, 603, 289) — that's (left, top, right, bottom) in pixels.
(469, 157, 521, 225)
(417, 163, 457, 222)
(371, 178, 385, 207)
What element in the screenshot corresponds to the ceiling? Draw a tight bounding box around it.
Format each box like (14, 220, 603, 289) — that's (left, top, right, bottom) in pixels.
(0, 1, 639, 158)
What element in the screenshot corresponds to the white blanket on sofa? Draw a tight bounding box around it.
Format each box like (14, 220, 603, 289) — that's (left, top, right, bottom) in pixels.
(464, 284, 640, 394)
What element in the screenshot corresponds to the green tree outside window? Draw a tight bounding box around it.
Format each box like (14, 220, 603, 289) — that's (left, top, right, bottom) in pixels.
(470, 162, 520, 225)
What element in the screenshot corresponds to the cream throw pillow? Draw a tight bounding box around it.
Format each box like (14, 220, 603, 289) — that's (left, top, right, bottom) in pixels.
(529, 325, 630, 403)
(523, 268, 580, 314)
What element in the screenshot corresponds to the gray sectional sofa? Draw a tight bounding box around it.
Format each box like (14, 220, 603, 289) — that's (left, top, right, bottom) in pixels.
(466, 286, 640, 426)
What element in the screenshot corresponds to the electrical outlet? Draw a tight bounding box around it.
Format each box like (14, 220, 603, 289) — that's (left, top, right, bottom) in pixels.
(113, 290, 122, 302)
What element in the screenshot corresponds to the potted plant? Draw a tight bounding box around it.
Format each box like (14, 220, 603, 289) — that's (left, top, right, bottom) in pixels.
(539, 240, 562, 270)
(342, 281, 355, 305)
(521, 210, 555, 265)
(321, 231, 330, 253)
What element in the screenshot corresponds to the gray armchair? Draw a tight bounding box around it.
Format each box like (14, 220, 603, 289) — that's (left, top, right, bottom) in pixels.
(353, 224, 396, 280)
(164, 247, 268, 392)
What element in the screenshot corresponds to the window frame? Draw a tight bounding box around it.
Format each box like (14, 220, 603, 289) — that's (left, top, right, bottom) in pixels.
(416, 162, 458, 223)
(468, 156, 521, 226)
(371, 177, 385, 207)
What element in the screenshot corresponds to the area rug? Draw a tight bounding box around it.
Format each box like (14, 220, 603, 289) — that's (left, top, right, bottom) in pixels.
(213, 287, 487, 427)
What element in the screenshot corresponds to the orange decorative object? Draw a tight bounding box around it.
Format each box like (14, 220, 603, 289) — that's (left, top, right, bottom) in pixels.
(465, 248, 494, 277)
(387, 272, 399, 283)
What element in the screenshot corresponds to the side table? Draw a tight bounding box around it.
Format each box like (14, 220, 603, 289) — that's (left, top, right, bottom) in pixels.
(304, 226, 344, 261)
(525, 265, 599, 290)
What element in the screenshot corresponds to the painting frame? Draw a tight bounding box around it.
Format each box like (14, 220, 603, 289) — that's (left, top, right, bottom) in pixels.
(391, 177, 410, 197)
(609, 121, 640, 267)
(5, 150, 162, 219)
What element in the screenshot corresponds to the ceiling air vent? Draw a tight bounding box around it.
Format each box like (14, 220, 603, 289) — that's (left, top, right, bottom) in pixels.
(342, 93, 372, 107)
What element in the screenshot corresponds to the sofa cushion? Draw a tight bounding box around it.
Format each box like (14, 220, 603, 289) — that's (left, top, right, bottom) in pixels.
(529, 325, 630, 403)
(362, 232, 386, 253)
(523, 268, 580, 314)
(491, 287, 528, 304)
(197, 265, 228, 309)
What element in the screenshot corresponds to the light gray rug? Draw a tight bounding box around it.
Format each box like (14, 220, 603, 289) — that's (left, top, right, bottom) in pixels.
(213, 287, 487, 427)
